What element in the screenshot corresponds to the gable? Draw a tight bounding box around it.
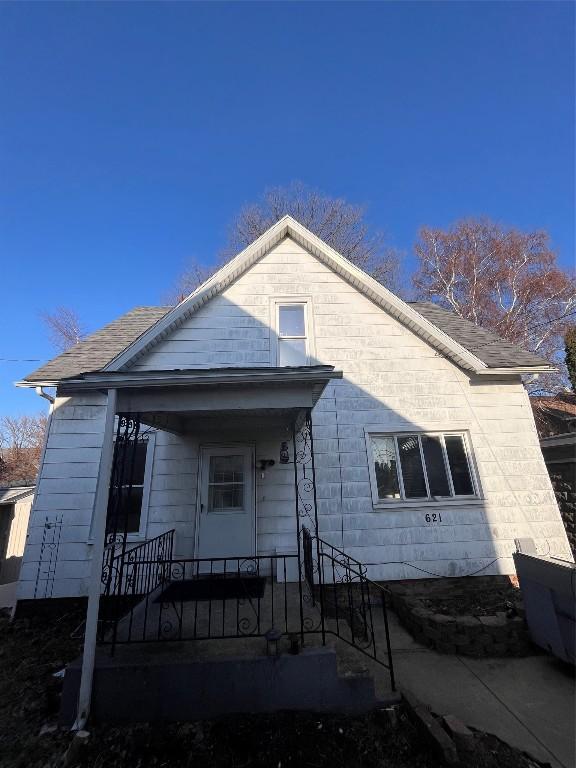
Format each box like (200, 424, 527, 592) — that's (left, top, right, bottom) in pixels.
(107, 217, 551, 375)
(122, 238, 487, 376)
(17, 217, 553, 387)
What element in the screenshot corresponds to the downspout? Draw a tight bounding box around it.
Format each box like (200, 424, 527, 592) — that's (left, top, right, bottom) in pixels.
(35, 386, 55, 404)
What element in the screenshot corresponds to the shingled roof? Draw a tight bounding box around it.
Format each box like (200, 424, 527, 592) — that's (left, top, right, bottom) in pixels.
(409, 302, 549, 369)
(21, 299, 549, 385)
(24, 307, 170, 383)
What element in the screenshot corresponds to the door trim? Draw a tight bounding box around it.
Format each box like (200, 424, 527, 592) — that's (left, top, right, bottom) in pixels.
(194, 443, 256, 560)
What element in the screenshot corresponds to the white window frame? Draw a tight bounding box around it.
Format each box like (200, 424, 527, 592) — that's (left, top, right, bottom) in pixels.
(269, 296, 315, 367)
(365, 430, 480, 508)
(88, 431, 155, 543)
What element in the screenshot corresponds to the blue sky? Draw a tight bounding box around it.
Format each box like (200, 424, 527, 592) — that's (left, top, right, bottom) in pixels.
(0, 1, 574, 417)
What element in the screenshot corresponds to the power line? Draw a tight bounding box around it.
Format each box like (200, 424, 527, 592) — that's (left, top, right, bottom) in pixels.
(0, 358, 43, 363)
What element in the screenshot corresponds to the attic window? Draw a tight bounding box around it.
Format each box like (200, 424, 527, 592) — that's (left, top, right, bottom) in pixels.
(277, 304, 308, 366)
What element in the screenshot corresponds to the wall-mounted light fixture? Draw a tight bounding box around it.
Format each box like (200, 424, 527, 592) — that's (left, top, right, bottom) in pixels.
(279, 442, 290, 464)
(258, 458, 275, 478)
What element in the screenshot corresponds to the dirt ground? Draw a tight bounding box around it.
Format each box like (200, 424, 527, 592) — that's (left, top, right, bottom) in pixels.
(0, 609, 548, 768)
(419, 581, 523, 618)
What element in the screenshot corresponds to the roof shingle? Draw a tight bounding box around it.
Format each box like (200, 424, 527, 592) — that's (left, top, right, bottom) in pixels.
(24, 307, 170, 382)
(409, 302, 550, 368)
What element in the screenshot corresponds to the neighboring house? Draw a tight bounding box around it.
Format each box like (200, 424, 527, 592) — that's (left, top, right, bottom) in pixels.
(0, 485, 34, 608)
(532, 394, 576, 555)
(13, 216, 572, 607)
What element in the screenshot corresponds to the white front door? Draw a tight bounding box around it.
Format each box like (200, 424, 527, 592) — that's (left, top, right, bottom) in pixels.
(196, 445, 255, 560)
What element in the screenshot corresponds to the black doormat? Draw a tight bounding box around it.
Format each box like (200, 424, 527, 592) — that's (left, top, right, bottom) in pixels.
(157, 576, 266, 603)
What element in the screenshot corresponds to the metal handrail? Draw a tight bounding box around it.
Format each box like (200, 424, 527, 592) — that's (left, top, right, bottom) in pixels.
(303, 529, 396, 691)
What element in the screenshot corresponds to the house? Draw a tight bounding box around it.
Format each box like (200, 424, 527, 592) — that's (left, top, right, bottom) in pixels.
(14, 216, 572, 608)
(0, 485, 34, 609)
(14, 215, 573, 723)
(531, 394, 576, 555)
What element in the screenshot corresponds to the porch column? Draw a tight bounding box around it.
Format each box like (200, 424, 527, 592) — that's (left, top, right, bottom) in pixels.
(72, 388, 117, 730)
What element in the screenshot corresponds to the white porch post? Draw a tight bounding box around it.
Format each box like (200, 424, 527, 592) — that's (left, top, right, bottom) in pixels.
(72, 388, 117, 730)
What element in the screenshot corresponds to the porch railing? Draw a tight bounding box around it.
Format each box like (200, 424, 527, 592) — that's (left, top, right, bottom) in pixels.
(98, 527, 395, 691)
(303, 528, 396, 690)
(98, 529, 175, 643)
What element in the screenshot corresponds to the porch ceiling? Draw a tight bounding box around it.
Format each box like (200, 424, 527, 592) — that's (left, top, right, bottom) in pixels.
(141, 407, 304, 433)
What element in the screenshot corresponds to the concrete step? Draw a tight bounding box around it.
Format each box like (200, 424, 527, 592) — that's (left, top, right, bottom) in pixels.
(60, 644, 380, 725)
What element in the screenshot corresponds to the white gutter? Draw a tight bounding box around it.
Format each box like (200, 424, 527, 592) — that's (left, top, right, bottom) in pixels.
(475, 366, 556, 375)
(18, 367, 343, 392)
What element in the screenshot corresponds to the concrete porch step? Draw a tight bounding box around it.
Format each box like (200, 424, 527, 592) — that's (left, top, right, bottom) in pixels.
(60, 643, 384, 725)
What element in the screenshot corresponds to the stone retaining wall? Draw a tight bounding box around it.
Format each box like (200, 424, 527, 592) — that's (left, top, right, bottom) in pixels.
(387, 577, 534, 657)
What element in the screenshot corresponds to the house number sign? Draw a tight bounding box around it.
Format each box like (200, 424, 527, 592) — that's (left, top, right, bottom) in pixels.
(424, 512, 443, 523)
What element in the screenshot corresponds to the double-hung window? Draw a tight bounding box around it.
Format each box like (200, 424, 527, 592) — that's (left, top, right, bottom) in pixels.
(367, 432, 477, 505)
(277, 303, 308, 366)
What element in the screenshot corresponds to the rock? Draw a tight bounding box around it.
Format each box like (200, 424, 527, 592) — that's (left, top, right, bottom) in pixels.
(39, 723, 58, 737)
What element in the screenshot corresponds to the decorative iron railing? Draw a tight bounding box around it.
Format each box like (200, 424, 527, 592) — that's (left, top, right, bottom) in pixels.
(98, 528, 395, 691)
(98, 529, 174, 644)
(302, 527, 396, 690)
(98, 551, 323, 649)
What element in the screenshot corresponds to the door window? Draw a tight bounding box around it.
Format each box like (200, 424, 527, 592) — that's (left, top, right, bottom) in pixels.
(207, 454, 245, 512)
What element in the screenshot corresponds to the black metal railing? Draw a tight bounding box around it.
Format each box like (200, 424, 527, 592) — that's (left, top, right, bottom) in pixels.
(302, 527, 396, 690)
(98, 551, 323, 649)
(98, 527, 395, 691)
(99, 529, 175, 644)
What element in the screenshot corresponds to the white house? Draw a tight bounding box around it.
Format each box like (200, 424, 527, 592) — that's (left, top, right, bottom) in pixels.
(14, 216, 572, 608)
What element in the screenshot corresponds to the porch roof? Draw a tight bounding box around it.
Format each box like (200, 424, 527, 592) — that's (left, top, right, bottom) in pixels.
(66, 366, 342, 432)
(57, 365, 341, 393)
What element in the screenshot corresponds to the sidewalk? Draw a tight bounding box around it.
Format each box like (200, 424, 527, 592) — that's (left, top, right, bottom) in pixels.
(382, 612, 575, 768)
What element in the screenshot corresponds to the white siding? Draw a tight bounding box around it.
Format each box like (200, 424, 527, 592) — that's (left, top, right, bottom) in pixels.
(17, 394, 109, 599)
(128, 236, 571, 581)
(18, 236, 572, 598)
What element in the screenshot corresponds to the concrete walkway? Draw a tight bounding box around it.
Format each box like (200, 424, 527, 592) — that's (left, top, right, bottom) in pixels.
(384, 612, 575, 768)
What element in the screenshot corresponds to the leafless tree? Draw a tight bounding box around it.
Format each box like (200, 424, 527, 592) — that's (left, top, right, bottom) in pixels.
(0, 413, 48, 485)
(165, 264, 215, 305)
(41, 307, 86, 352)
(168, 183, 402, 303)
(413, 217, 576, 392)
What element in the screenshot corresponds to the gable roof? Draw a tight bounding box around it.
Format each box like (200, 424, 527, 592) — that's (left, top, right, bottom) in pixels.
(531, 393, 576, 438)
(409, 302, 550, 369)
(18, 216, 553, 386)
(0, 486, 35, 504)
(22, 307, 170, 383)
(102, 216, 552, 375)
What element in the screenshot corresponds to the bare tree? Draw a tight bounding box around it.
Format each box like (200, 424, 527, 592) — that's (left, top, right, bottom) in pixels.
(0, 413, 47, 485)
(41, 307, 86, 352)
(165, 264, 215, 305)
(168, 183, 402, 303)
(413, 218, 576, 391)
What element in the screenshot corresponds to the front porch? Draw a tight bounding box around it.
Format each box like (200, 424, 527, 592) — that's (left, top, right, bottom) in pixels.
(59, 366, 398, 725)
